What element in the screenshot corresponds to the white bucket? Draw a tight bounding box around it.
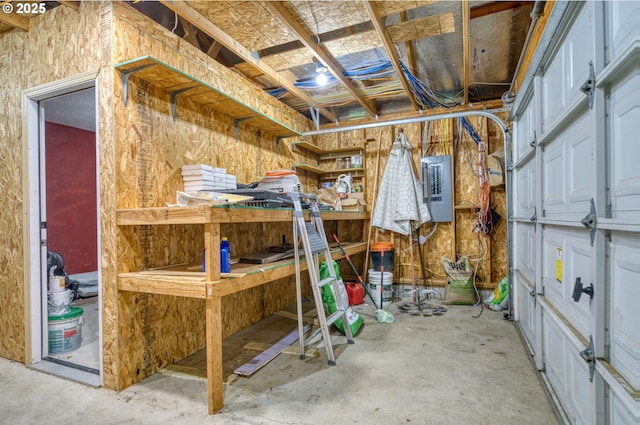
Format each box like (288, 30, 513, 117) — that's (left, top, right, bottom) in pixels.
(48, 289, 74, 316)
(48, 307, 84, 354)
(368, 269, 393, 309)
(48, 275, 66, 292)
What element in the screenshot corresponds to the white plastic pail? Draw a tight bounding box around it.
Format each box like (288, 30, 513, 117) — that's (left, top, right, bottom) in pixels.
(367, 269, 393, 309)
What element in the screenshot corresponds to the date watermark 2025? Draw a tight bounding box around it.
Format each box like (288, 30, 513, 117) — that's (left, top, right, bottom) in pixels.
(2, 2, 47, 15)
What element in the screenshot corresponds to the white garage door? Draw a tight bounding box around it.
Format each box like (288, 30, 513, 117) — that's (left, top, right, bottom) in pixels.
(511, 2, 640, 424)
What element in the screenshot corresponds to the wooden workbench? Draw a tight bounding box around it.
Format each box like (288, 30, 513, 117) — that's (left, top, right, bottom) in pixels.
(116, 204, 369, 413)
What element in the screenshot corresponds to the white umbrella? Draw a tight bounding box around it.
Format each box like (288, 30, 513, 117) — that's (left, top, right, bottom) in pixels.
(372, 130, 431, 235)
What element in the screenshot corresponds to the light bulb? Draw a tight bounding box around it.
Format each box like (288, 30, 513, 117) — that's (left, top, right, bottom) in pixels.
(316, 72, 328, 86)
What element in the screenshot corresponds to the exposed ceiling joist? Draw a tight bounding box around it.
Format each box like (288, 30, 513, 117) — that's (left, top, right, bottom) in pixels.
(463, 0, 470, 106)
(179, 17, 199, 47)
(58, 1, 80, 11)
(263, 1, 377, 118)
(399, 11, 416, 75)
(363, 1, 419, 112)
(206, 41, 222, 59)
(470, 1, 531, 20)
(0, 10, 29, 31)
(158, 0, 338, 123)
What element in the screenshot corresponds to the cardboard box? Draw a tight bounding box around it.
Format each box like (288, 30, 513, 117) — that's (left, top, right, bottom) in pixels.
(348, 192, 365, 200)
(341, 198, 366, 212)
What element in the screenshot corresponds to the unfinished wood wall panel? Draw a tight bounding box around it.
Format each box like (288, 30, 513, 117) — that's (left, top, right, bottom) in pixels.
(487, 116, 508, 282)
(314, 114, 508, 291)
(118, 292, 206, 388)
(454, 116, 490, 284)
(112, 2, 313, 390)
(112, 2, 309, 138)
(0, 1, 104, 363)
(98, 0, 120, 392)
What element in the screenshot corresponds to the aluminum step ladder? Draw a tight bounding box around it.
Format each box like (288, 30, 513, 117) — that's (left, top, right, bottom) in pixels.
(289, 192, 354, 365)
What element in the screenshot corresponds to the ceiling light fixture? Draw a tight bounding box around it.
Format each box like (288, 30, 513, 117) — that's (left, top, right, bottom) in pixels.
(316, 63, 329, 86)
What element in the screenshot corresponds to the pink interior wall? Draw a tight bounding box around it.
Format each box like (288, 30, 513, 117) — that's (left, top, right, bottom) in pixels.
(45, 122, 97, 274)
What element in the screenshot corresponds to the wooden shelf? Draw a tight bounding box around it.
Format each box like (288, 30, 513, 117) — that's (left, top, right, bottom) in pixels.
(116, 204, 369, 415)
(114, 56, 301, 139)
(118, 241, 367, 298)
(292, 163, 324, 174)
(293, 164, 365, 179)
(117, 205, 368, 225)
(292, 141, 363, 156)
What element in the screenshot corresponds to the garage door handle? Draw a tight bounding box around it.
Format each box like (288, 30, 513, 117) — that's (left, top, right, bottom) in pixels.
(572, 277, 594, 302)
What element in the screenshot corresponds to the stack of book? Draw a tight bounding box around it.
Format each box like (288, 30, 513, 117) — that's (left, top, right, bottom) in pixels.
(181, 164, 237, 191)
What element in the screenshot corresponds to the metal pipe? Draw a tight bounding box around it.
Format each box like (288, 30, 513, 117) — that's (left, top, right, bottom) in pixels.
(302, 109, 509, 137)
(303, 109, 514, 320)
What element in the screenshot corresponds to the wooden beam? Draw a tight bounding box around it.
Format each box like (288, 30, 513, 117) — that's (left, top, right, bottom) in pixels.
(158, 0, 338, 123)
(399, 11, 416, 75)
(0, 9, 29, 31)
(58, 1, 80, 11)
(263, 1, 377, 118)
(206, 40, 222, 59)
(470, 1, 531, 20)
(363, 1, 419, 111)
(179, 16, 199, 47)
(462, 0, 470, 106)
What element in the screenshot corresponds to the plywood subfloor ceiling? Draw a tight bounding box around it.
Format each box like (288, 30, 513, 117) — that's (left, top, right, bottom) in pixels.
(2, 0, 535, 126)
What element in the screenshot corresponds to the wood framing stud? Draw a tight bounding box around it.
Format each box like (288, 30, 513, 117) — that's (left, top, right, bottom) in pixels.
(158, 0, 338, 123)
(0, 9, 29, 31)
(264, 1, 377, 118)
(363, 1, 419, 111)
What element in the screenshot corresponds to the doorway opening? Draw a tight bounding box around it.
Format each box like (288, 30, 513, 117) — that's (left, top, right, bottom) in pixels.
(24, 72, 102, 387)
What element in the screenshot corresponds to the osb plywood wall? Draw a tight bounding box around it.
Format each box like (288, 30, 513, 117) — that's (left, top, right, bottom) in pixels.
(315, 113, 508, 290)
(111, 3, 314, 389)
(0, 2, 107, 364)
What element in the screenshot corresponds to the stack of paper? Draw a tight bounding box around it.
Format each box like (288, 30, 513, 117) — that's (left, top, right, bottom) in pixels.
(181, 164, 217, 191)
(181, 164, 237, 191)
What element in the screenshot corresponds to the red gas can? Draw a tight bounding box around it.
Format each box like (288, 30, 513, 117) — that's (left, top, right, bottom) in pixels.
(346, 283, 364, 305)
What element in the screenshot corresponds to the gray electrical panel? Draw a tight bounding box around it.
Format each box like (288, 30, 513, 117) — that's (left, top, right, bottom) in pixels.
(421, 155, 453, 222)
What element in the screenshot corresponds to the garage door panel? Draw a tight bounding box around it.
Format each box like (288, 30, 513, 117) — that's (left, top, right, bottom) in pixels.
(542, 52, 566, 136)
(544, 312, 568, 398)
(564, 5, 595, 108)
(569, 349, 596, 425)
(515, 223, 536, 279)
(568, 133, 593, 203)
(515, 274, 536, 349)
(542, 113, 593, 219)
(610, 233, 640, 390)
(543, 308, 596, 425)
(515, 160, 535, 217)
(542, 226, 592, 339)
(542, 141, 566, 208)
(610, 391, 640, 425)
(609, 70, 640, 220)
(541, 3, 594, 134)
(514, 98, 535, 163)
(606, 1, 640, 63)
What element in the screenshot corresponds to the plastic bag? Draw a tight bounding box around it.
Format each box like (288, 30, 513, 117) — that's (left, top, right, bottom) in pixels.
(319, 260, 364, 335)
(441, 256, 477, 305)
(484, 276, 509, 311)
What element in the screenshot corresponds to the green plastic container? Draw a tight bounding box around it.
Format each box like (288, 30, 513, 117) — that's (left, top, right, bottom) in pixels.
(48, 306, 84, 354)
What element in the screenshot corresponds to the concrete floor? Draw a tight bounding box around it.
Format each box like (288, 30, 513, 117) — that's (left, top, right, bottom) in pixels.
(0, 300, 560, 425)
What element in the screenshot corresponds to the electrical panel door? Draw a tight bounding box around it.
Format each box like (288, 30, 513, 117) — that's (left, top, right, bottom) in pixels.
(421, 155, 452, 222)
